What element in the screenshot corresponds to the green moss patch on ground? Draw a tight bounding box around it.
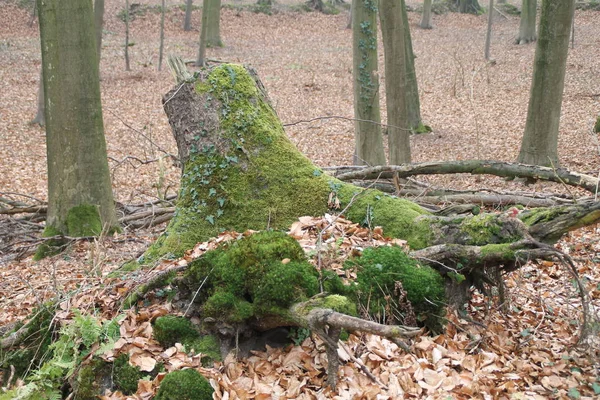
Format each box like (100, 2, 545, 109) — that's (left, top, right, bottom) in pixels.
(155, 368, 213, 400)
(345, 245, 446, 332)
(179, 231, 320, 326)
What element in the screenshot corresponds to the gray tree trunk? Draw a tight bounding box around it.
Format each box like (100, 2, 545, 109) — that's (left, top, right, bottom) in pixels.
(94, 0, 104, 60)
(196, 0, 209, 66)
(517, 0, 575, 167)
(36, 0, 118, 235)
(206, 0, 223, 47)
(484, 0, 493, 60)
(420, 0, 433, 29)
(401, 0, 422, 132)
(31, 69, 45, 126)
(351, 0, 386, 166)
(158, 0, 165, 71)
(125, 0, 131, 71)
(184, 0, 193, 31)
(379, 0, 410, 164)
(516, 0, 537, 44)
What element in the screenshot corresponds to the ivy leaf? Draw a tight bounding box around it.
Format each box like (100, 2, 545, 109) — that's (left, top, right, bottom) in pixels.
(217, 198, 226, 207)
(313, 169, 322, 176)
(520, 328, 531, 337)
(209, 188, 217, 196)
(217, 209, 224, 217)
(567, 388, 581, 399)
(205, 215, 215, 225)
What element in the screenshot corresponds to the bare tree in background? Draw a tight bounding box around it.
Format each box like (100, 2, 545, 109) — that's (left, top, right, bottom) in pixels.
(37, 0, 118, 237)
(125, 0, 131, 71)
(517, 0, 576, 166)
(351, 0, 386, 166)
(159, 0, 166, 71)
(420, 0, 433, 29)
(380, 0, 411, 164)
(484, 0, 494, 60)
(184, 0, 194, 31)
(516, 0, 537, 44)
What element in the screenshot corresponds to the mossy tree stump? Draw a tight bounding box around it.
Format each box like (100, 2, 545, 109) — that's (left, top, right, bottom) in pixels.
(153, 61, 599, 307)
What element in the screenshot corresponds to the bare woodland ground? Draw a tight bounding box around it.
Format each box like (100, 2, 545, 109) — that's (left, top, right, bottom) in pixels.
(0, 1, 600, 398)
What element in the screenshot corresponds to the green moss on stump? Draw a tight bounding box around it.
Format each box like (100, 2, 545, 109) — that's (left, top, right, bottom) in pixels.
(0, 305, 55, 380)
(74, 358, 112, 400)
(519, 206, 567, 226)
(154, 316, 200, 348)
(145, 64, 434, 264)
(338, 187, 432, 249)
(181, 231, 319, 325)
(113, 354, 143, 395)
(66, 204, 102, 237)
(479, 243, 515, 261)
(346, 245, 446, 332)
(144, 65, 332, 261)
(294, 294, 357, 317)
(184, 335, 221, 366)
(459, 214, 502, 245)
(155, 368, 213, 400)
(35, 204, 105, 260)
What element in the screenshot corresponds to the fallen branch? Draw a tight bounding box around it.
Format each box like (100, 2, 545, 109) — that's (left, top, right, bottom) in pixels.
(291, 296, 420, 389)
(335, 160, 600, 194)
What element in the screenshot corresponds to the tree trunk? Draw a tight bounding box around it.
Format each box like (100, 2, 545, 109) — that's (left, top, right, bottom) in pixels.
(196, 0, 210, 66)
(401, 0, 423, 132)
(379, 0, 410, 164)
(351, 0, 386, 166)
(456, 0, 482, 14)
(206, 0, 222, 48)
(484, 0, 494, 60)
(516, 0, 537, 44)
(158, 0, 165, 71)
(37, 0, 118, 236)
(94, 0, 104, 61)
(30, 69, 45, 126)
(184, 0, 193, 31)
(125, 0, 131, 71)
(420, 0, 433, 29)
(517, 0, 575, 167)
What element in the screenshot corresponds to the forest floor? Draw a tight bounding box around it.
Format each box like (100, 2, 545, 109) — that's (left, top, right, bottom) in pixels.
(0, 0, 599, 398)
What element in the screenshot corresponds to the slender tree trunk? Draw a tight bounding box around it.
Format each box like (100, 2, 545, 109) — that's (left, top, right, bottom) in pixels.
(517, 0, 575, 167)
(401, 0, 422, 131)
(206, 0, 223, 47)
(516, 0, 537, 44)
(94, 0, 104, 61)
(125, 0, 131, 71)
(351, 0, 386, 166)
(184, 0, 193, 31)
(36, 0, 118, 235)
(31, 69, 45, 126)
(158, 0, 165, 71)
(379, 0, 410, 164)
(346, 8, 352, 29)
(420, 0, 433, 29)
(196, 0, 209, 66)
(484, 0, 494, 60)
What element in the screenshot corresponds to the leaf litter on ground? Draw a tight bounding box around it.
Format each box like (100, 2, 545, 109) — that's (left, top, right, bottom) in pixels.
(0, 0, 599, 398)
